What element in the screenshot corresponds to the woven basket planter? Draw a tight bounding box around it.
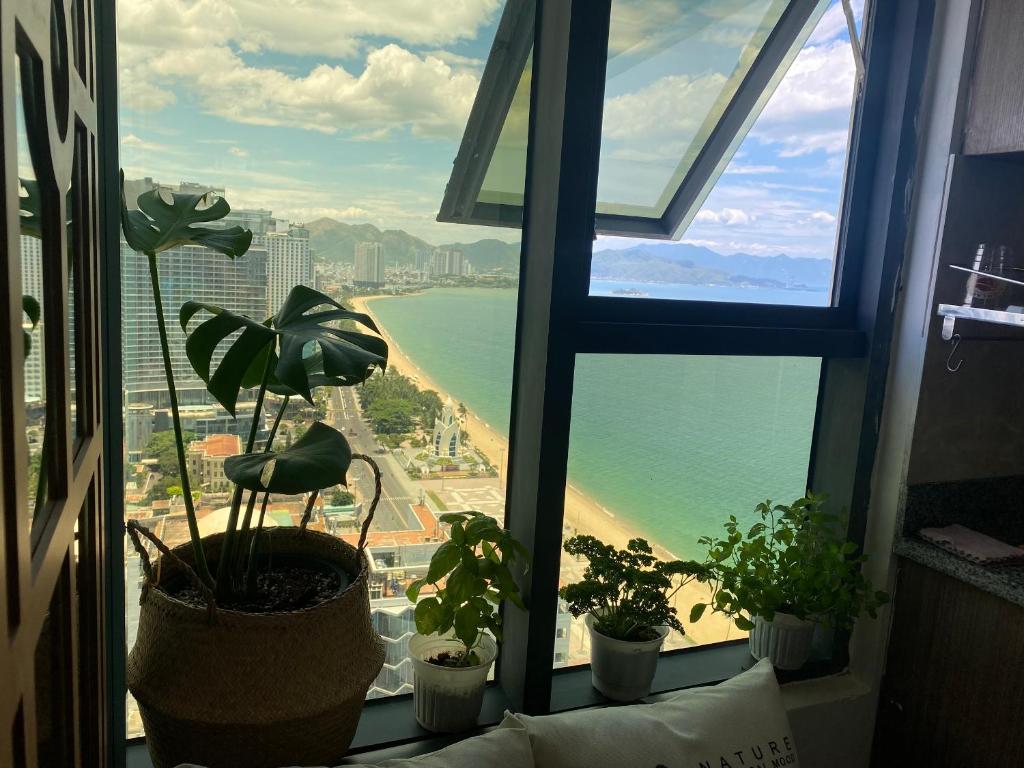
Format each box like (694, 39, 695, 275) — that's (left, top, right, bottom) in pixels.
(127, 527, 384, 768)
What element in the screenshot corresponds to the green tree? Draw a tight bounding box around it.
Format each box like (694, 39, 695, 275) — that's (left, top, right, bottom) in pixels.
(417, 390, 443, 427)
(327, 488, 355, 506)
(145, 430, 197, 477)
(366, 397, 415, 434)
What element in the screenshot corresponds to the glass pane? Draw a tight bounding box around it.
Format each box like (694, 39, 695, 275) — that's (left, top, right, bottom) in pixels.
(591, 0, 860, 306)
(35, 556, 76, 765)
(17, 56, 50, 530)
(556, 355, 820, 668)
(118, 0, 529, 731)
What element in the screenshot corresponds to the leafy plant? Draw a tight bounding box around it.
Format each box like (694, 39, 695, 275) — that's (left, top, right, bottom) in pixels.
(559, 536, 712, 642)
(119, 173, 388, 601)
(693, 493, 889, 631)
(406, 511, 529, 667)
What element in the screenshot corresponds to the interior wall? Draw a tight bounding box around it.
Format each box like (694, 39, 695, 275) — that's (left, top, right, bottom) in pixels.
(788, 0, 977, 765)
(907, 155, 1024, 485)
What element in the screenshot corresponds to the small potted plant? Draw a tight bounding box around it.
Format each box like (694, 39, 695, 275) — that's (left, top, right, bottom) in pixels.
(559, 536, 712, 702)
(693, 493, 889, 670)
(405, 511, 529, 732)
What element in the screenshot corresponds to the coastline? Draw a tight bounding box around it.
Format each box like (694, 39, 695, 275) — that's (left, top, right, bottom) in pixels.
(353, 293, 741, 646)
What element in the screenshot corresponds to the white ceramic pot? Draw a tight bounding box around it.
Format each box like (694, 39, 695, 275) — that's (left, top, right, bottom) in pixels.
(585, 613, 669, 701)
(409, 632, 497, 733)
(748, 612, 815, 670)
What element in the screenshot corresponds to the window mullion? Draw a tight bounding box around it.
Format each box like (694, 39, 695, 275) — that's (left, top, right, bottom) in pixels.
(499, 0, 611, 715)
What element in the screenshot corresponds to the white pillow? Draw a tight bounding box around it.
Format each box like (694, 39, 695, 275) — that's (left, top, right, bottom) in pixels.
(176, 713, 534, 768)
(511, 659, 799, 768)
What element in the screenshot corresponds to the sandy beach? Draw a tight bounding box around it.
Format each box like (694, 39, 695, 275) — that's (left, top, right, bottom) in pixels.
(353, 294, 742, 647)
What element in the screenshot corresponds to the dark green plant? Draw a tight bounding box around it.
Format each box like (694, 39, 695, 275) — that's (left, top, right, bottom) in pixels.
(406, 511, 529, 666)
(693, 493, 889, 631)
(120, 172, 388, 600)
(560, 536, 712, 642)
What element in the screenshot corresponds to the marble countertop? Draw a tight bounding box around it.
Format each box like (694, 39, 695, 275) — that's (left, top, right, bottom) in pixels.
(894, 537, 1024, 608)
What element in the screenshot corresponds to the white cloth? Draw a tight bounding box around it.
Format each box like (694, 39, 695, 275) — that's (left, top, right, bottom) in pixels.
(511, 659, 799, 768)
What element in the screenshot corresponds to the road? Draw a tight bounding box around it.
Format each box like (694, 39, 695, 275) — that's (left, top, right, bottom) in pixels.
(328, 387, 424, 533)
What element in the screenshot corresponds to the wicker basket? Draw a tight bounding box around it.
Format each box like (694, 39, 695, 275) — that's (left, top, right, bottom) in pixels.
(127, 526, 385, 768)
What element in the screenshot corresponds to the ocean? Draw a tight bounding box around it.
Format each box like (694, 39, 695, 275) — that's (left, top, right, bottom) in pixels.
(370, 286, 820, 559)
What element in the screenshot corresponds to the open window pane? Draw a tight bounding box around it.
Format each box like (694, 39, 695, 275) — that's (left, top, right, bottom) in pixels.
(590, 0, 860, 306)
(555, 354, 820, 668)
(439, 0, 831, 240)
(117, 0, 528, 735)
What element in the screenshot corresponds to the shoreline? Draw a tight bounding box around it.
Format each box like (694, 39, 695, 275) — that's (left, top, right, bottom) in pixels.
(353, 293, 741, 646)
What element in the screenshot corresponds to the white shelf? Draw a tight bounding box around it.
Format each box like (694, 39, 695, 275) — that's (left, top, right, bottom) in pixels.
(938, 303, 1024, 330)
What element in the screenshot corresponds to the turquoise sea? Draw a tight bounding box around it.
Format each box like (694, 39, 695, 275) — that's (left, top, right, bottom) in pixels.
(370, 287, 820, 559)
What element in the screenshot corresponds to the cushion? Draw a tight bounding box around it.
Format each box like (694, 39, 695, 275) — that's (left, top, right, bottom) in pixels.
(511, 659, 799, 768)
(176, 713, 534, 768)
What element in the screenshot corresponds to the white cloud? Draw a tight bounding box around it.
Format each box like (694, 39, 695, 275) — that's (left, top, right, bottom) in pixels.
(759, 40, 856, 124)
(121, 133, 173, 153)
(724, 164, 781, 176)
(117, 0, 500, 60)
(602, 72, 728, 142)
(118, 0, 493, 139)
(228, 146, 249, 159)
(694, 207, 751, 226)
(125, 43, 480, 139)
(773, 130, 851, 157)
(809, 210, 837, 224)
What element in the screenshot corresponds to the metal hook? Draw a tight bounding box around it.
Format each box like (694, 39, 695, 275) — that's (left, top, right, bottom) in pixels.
(946, 333, 964, 372)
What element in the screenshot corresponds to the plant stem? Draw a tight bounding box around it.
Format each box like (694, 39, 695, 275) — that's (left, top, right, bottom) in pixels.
(215, 349, 273, 598)
(299, 489, 319, 531)
(146, 252, 213, 587)
(235, 395, 289, 578)
(244, 492, 272, 596)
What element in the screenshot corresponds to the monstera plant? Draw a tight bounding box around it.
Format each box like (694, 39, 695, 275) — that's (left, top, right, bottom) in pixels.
(120, 172, 392, 768)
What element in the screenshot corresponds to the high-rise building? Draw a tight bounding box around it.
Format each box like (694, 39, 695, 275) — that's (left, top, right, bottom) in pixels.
(121, 178, 270, 408)
(354, 242, 385, 287)
(20, 234, 44, 403)
(264, 225, 313, 314)
(430, 248, 464, 277)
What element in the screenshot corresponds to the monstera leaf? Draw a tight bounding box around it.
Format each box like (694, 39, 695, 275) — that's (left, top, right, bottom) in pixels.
(180, 285, 388, 414)
(119, 169, 252, 258)
(224, 421, 351, 494)
(22, 295, 40, 359)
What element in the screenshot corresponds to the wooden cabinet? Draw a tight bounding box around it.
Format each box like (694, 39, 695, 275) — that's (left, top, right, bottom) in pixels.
(964, 0, 1024, 155)
(873, 560, 1024, 764)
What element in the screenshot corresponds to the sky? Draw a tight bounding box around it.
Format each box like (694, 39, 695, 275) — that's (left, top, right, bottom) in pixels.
(117, 0, 863, 260)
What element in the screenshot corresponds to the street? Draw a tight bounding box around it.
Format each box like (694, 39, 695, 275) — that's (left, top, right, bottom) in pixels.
(328, 387, 424, 532)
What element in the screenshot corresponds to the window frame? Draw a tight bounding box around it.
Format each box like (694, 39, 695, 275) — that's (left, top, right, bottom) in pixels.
(437, 0, 832, 240)
(101, 0, 937, 761)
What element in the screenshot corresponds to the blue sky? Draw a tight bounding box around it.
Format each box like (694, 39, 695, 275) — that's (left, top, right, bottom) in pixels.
(118, 0, 862, 260)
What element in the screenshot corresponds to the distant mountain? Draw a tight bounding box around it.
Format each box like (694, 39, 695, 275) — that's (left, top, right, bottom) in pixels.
(305, 219, 433, 264)
(306, 218, 831, 289)
(592, 243, 832, 290)
(305, 219, 520, 272)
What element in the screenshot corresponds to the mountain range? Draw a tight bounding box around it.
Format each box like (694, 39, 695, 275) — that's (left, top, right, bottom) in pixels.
(305, 218, 831, 290)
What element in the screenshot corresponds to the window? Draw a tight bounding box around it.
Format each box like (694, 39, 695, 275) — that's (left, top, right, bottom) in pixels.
(105, 0, 931, 755)
(557, 354, 820, 666)
(116, 1, 528, 736)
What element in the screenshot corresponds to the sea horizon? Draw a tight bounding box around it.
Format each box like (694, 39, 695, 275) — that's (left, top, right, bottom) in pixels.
(366, 285, 819, 559)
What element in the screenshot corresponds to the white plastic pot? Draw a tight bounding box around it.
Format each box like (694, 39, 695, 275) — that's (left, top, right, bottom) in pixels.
(409, 632, 497, 733)
(748, 612, 815, 670)
(585, 614, 669, 701)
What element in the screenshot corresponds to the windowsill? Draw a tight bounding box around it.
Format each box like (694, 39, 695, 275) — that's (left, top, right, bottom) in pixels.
(126, 642, 854, 766)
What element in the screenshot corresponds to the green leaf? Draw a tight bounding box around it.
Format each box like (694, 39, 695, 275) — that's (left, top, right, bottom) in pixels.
(735, 616, 755, 631)
(22, 295, 40, 359)
(454, 604, 480, 649)
(119, 169, 252, 258)
(689, 603, 707, 624)
(425, 542, 462, 583)
(414, 597, 444, 636)
(181, 285, 387, 413)
(406, 579, 426, 602)
(223, 421, 351, 494)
